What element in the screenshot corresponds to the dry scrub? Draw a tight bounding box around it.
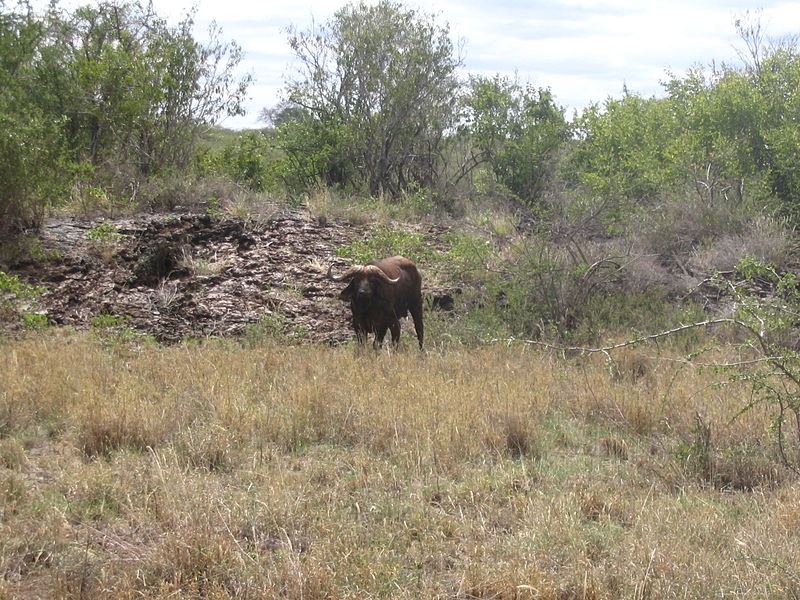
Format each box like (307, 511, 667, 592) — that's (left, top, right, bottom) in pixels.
(1, 331, 798, 598)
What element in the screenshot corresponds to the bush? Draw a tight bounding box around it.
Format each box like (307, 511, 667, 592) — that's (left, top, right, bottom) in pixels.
(202, 131, 281, 192)
(0, 104, 69, 234)
(0, 271, 46, 330)
(464, 76, 571, 204)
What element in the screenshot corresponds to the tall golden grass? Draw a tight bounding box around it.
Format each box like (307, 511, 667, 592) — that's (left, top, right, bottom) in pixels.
(1, 331, 798, 598)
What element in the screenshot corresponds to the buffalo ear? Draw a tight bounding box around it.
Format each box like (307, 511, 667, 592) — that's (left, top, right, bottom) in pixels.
(339, 288, 354, 301)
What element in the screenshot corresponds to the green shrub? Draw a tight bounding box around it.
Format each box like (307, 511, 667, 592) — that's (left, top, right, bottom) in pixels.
(464, 76, 570, 204)
(0, 104, 70, 234)
(90, 314, 128, 330)
(0, 272, 46, 328)
(203, 131, 281, 191)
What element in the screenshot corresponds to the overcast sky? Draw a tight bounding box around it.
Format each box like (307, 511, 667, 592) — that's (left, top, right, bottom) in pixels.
(39, 0, 800, 128)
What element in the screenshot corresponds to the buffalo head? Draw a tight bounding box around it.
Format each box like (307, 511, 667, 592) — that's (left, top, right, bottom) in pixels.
(327, 264, 400, 310)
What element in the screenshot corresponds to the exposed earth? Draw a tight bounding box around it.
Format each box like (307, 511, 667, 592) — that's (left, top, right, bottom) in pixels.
(7, 209, 453, 345)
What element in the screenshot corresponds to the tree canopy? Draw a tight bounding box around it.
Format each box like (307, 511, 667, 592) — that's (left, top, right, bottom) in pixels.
(277, 0, 462, 196)
(0, 0, 250, 232)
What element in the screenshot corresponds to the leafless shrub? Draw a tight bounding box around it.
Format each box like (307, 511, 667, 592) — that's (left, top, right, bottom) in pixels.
(137, 174, 280, 220)
(619, 252, 696, 296)
(641, 199, 721, 259)
(632, 189, 761, 263)
(154, 279, 180, 309)
(688, 215, 795, 275)
(225, 188, 283, 226)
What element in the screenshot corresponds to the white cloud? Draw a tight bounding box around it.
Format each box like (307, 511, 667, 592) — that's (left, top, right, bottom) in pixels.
(30, 0, 800, 128)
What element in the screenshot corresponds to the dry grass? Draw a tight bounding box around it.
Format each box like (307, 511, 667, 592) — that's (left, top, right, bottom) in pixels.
(178, 246, 232, 277)
(1, 331, 799, 598)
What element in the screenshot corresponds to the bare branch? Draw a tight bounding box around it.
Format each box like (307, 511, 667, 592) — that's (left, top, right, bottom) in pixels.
(490, 318, 744, 355)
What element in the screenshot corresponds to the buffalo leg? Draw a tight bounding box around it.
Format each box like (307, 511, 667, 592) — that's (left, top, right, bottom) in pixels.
(354, 322, 368, 346)
(374, 325, 389, 349)
(389, 321, 401, 347)
(410, 302, 424, 349)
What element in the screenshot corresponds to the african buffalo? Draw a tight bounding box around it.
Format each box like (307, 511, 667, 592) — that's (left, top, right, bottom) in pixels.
(328, 255, 424, 349)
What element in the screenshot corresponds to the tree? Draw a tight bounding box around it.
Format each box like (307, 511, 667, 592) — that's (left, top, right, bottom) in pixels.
(0, 0, 251, 234)
(752, 46, 800, 213)
(278, 0, 462, 196)
(569, 93, 680, 202)
(36, 1, 251, 176)
(0, 1, 68, 234)
(259, 101, 306, 128)
(463, 75, 569, 203)
(660, 34, 800, 217)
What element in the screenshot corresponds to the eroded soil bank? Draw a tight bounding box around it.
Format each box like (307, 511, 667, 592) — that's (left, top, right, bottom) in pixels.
(8, 210, 449, 344)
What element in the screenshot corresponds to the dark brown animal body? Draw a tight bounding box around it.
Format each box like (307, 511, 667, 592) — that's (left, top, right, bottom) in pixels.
(328, 255, 424, 349)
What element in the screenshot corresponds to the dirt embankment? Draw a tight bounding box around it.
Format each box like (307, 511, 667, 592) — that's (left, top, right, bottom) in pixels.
(9, 210, 449, 344)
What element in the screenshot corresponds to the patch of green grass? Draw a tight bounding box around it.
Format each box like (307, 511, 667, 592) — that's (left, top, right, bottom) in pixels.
(90, 313, 128, 330)
(86, 222, 124, 243)
(89, 313, 156, 348)
(0, 271, 47, 328)
(442, 232, 495, 280)
(85, 222, 127, 263)
(21, 312, 48, 330)
(0, 271, 45, 300)
(240, 311, 290, 346)
(336, 227, 433, 264)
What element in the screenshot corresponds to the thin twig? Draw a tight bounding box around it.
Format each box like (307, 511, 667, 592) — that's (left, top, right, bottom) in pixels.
(490, 318, 740, 355)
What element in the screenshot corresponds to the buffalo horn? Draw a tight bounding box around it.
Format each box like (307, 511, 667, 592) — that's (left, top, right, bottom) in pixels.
(364, 265, 401, 284)
(327, 264, 364, 282)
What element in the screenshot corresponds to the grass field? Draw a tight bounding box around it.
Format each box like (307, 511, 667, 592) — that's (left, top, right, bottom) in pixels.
(1, 331, 799, 599)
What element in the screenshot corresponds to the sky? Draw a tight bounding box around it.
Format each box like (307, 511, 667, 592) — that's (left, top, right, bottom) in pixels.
(35, 0, 800, 129)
